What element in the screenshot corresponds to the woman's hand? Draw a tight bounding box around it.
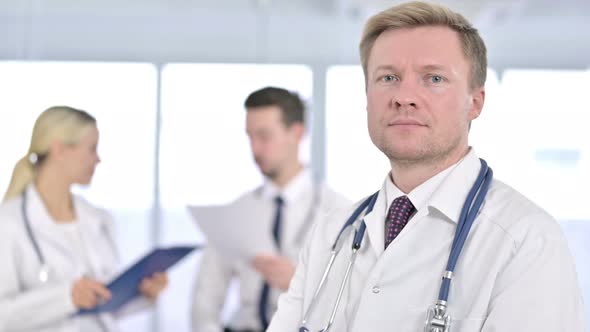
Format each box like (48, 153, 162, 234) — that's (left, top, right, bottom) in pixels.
(71, 277, 112, 309)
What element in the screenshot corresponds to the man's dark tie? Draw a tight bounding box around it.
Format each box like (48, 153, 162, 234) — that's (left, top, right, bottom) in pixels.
(258, 196, 283, 329)
(384, 195, 415, 249)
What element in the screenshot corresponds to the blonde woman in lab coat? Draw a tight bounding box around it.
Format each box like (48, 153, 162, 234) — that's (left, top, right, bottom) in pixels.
(0, 106, 168, 332)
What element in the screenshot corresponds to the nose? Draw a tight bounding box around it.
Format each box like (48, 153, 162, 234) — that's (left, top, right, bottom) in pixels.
(249, 137, 264, 158)
(391, 79, 418, 110)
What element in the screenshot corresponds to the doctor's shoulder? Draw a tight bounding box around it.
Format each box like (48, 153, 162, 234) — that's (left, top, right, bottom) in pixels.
(477, 178, 563, 246)
(0, 196, 26, 248)
(318, 184, 353, 215)
(310, 197, 366, 247)
(229, 185, 265, 206)
(0, 196, 30, 258)
(0, 195, 25, 234)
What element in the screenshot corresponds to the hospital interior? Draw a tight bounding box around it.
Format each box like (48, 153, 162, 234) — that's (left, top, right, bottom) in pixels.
(0, 0, 589, 331)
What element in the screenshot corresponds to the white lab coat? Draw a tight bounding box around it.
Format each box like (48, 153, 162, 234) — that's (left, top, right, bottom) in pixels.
(0, 185, 148, 332)
(191, 169, 351, 332)
(268, 151, 586, 332)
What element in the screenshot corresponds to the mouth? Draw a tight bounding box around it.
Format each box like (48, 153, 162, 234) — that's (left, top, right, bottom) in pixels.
(388, 119, 427, 127)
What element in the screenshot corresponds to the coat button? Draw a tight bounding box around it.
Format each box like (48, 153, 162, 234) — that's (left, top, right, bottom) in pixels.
(372, 286, 380, 294)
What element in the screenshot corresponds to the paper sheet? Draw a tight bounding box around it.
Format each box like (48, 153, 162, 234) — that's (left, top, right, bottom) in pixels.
(188, 196, 276, 261)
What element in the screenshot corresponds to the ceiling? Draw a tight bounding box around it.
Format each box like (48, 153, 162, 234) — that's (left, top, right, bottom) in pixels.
(2, 0, 588, 20)
(0, 0, 588, 68)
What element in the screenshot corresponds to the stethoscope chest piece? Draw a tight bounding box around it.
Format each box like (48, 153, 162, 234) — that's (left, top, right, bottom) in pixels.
(38, 264, 50, 283)
(424, 301, 451, 332)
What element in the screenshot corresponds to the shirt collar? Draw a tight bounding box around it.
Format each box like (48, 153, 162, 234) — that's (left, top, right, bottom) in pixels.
(259, 167, 312, 205)
(384, 148, 481, 224)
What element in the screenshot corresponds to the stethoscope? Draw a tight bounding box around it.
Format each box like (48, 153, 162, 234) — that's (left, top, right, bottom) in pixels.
(21, 190, 51, 284)
(299, 159, 493, 332)
(20, 189, 115, 329)
(20, 189, 115, 286)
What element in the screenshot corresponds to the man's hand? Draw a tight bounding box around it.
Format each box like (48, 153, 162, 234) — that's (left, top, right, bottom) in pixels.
(139, 272, 169, 302)
(71, 277, 112, 309)
(252, 254, 296, 291)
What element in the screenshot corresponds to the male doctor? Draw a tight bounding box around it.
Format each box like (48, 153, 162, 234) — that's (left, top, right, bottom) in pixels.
(267, 2, 585, 331)
(191, 87, 349, 332)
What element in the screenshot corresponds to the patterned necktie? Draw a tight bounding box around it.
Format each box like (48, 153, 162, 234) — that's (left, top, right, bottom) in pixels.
(258, 196, 284, 329)
(384, 195, 415, 249)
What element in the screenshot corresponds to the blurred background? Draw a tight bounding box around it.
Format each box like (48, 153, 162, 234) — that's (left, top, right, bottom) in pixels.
(0, 0, 589, 331)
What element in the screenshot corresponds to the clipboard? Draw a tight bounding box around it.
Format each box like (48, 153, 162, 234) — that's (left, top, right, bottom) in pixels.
(78, 245, 200, 315)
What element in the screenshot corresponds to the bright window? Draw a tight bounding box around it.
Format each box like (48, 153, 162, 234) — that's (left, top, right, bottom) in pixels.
(495, 69, 590, 220)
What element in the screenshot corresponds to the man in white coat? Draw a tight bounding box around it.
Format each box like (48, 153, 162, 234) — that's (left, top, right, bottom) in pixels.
(191, 87, 350, 332)
(267, 2, 586, 331)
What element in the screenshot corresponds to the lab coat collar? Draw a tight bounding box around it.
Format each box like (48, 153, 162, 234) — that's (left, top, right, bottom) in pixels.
(24, 184, 107, 276)
(26, 184, 103, 233)
(427, 148, 482, 224)
(25, 184, 71, 251)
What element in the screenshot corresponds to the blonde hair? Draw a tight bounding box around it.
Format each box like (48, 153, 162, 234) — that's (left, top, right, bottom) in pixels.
(359, 1, 487, 90)
(3, 106, 96, 202)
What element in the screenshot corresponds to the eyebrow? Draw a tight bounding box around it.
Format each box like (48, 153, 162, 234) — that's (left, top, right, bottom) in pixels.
(371, 64, 448, 74)
(372, 65, 397, 74)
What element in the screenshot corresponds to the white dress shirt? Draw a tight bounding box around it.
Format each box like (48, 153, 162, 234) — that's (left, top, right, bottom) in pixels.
(191, 168, 350, 332)
(267, 149, 586, 332)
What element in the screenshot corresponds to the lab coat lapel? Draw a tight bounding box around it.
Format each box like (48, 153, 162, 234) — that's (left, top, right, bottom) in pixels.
(75, 199, 114, 281)
(25, 185, 74, 260)
(360, 186, 388, 256)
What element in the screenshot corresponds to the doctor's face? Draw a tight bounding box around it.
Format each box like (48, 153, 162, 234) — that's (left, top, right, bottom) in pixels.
(246, 105, 301, 180)
(366, 26, 484, 166)
(62, 125, 101, 185)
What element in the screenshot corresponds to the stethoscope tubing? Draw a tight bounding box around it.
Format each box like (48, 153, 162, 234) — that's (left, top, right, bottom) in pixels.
(21, 190, 46, 266)
(299, 159, 492, 331)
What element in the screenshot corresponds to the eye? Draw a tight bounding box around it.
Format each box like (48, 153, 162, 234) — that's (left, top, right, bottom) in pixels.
(257, 131, 272, 142)
(429, 75, 444, 84)
(379, 75, 397, 83)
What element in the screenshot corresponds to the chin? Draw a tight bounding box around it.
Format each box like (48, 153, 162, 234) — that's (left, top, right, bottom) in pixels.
(75, 180, 92, 186)
(383, 146, 429, 163)
(76, 175, 94, 186)
(261, 167, 279, 180)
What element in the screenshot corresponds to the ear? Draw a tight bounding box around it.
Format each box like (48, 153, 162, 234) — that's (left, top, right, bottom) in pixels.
(468, 87, 485, 121)
(288, 122, 305, 142)
(47, 140, 67, 161)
